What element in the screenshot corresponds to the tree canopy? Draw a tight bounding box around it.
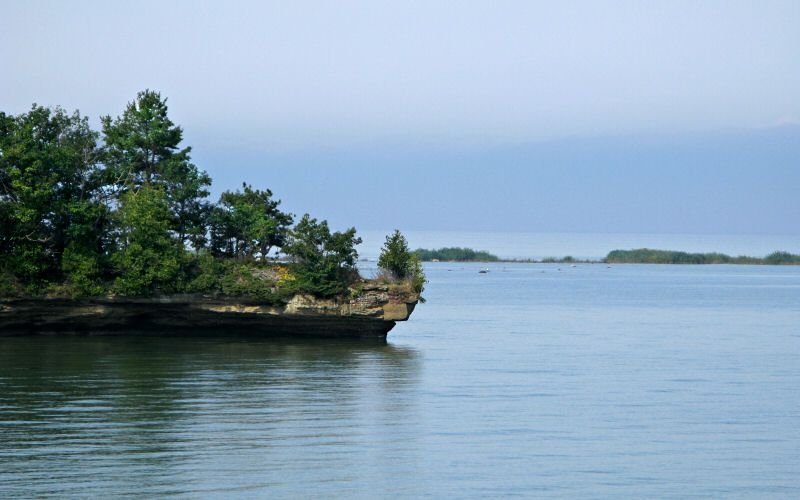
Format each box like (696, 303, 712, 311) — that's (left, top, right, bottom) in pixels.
(0, 105, 105, 291)
(0, 91, 370, 300)
(102, 90, 211, 250)
(210, 183, 293, 261)
(283, 215, 362, 296)
(378, 230, 426, 295)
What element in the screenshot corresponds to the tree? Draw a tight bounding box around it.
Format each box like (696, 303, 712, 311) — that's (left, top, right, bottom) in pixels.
(282, 214, 362, 296)
(101, 89, 187, 187)
(111, 185, 182, 295)
(162, 160, 212, 250)
(209, 183, 293, 260)
(378, 230, 413, 278)
(102, 90, 211, 249)
(0, 105, 106, 290)
(378, 229, 426, 294)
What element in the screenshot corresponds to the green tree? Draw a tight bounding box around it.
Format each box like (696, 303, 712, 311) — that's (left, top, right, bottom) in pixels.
(112, 185, 182, 295)
(378, 230, 413, 278)
(163, 160, 212, 250)
(282, 214, 362, 296)
(102, 90, 211, 249)
(378, 230, 426, 294)
(102, 90, 186, 187)
(209, 183, 293, 260)
(0, 105, 106, 292)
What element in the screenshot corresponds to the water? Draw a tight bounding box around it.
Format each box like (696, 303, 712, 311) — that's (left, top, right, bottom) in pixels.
(2, 262, 799, 497)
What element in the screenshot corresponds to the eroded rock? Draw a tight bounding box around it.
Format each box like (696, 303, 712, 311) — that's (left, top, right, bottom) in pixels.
(0, 283, 419, 338)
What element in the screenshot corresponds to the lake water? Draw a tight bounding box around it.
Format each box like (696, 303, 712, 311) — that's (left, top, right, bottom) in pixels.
(2, 261, 800, 497)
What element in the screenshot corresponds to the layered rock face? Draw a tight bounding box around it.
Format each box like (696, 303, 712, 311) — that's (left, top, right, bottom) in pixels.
(0, 283, 419, 338)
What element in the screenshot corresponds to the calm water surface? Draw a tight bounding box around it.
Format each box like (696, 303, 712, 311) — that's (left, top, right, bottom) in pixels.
(2, 263, 799, 497)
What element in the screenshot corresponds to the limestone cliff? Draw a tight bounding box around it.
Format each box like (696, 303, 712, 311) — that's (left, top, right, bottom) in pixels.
(0, 283, 419, 338)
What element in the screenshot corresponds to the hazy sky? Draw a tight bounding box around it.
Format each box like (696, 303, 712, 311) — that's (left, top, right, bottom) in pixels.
(3, 1, 799, 234)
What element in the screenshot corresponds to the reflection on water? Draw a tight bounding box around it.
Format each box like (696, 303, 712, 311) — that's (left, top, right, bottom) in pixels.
(0, 337, 420, 497)
(3, 263, 800, 497)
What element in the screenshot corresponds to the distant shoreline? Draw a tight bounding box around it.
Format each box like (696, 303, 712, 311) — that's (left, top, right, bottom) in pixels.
(415, 247, 800, 265)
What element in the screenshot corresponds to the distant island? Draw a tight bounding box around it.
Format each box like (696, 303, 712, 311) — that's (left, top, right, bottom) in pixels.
(414, 247, 500, 262)
(415, 246, 800, 265)
(604, 248, 800, 265)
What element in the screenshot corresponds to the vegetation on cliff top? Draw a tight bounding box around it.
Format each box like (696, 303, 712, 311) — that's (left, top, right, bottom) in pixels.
(379, 230, 426, 296)
(0, 90, 423, 301)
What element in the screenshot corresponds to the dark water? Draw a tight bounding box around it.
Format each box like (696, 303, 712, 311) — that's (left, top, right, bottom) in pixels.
(2, 263, 799, 497)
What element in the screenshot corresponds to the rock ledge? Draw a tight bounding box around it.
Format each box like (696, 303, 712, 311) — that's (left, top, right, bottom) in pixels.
(0, 283, 419, 338)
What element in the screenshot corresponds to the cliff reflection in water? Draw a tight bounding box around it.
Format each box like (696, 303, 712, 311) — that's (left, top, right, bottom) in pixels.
(0, 336, 420, 497)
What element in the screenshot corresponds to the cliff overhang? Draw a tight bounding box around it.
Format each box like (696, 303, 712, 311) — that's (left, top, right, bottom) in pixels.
(0, 283, 419, 338)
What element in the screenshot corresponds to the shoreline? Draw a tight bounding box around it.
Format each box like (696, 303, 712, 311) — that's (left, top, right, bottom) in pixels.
(0, 284, 420, 338)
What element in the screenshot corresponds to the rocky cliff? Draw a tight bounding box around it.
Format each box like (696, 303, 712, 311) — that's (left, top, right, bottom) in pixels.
(0, 283, 419, 338)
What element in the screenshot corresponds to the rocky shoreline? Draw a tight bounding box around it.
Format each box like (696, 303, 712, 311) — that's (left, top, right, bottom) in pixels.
(0, 283, 419, 338)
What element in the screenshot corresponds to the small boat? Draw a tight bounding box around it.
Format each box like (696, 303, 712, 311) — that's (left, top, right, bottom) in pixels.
(479, 268, 489, 274)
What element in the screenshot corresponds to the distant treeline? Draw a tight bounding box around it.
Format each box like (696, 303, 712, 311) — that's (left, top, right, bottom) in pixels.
(411, 246, 800, 265)
(605, 249, 800, 265)
(414, 247, 499, 262)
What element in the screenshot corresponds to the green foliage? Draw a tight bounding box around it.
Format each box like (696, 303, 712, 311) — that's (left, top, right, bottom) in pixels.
(378, 230, 426, 295)
(101, 89, 211, 249)
(540, 256, 578, 263)
(61, 243, 105, 297)
(219, 265, 284, 302)
(101, 89, 188, 188)
(414, 247, 499, 262)
(283, 214, 362, 297)
(606, 248, 728, 264)
(1, 91, 386, 300)
(378, 230, 412, 278)
(0, 271, 23, 298)
(764, 251, 800, 265)
(408, 254, 426, 296)
(185, 252, 227, 294)
(0, 105, 105, 284)
(164, 160, 212, 250)
(185, 254, 292, 303)
(605, 248, 800, 265)
(210, 183, 293, 260)
(111, 186, 182, 295)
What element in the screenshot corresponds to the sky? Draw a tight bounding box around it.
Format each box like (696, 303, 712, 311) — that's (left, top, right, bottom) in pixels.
(2, 0, 799, 235)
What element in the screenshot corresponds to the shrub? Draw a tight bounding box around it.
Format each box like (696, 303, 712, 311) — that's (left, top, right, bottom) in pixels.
(61, 245, 105, 297)
(378, 230, 413, 278)
(282, 214, 362, 297)
(378, 230, 426, 295)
